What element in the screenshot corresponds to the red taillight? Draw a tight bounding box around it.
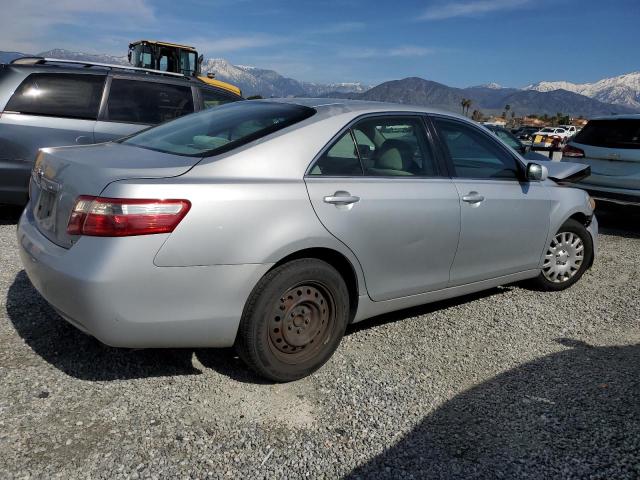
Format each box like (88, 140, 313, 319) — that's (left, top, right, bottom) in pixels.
(67, 196, 191, 237)
(562, 145, 585, 158)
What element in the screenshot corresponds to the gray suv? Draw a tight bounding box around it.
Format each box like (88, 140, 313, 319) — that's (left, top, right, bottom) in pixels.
(0, 58, 242, 205)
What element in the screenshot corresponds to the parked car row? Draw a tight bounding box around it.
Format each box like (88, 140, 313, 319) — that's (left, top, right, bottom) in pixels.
(0, 58, 243, 205)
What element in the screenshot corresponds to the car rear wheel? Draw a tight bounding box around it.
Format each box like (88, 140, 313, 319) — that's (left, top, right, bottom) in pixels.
(235, 259, 349, 382)
(532, 219, 593, 291)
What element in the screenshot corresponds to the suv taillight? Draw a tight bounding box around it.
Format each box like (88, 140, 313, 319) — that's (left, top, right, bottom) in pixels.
(562, 145, 585, 158)
(67, 196, 191, 237)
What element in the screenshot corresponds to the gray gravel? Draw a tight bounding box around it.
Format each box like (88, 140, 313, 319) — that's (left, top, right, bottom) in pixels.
(1, 204, 639, 479)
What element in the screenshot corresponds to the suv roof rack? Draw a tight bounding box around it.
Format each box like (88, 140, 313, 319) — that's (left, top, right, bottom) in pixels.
(10, 56, 186, 78)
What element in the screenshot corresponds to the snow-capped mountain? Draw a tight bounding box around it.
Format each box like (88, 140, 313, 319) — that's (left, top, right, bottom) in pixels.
(201, 59, 371, 97)
(471, 82, 504, 90)
(37, 49, 129, 66)
(525, 72, 640, 109)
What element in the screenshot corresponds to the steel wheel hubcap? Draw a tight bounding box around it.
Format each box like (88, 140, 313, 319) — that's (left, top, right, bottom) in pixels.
(268, 284, 333, 362)
(542, 231, 584, 283)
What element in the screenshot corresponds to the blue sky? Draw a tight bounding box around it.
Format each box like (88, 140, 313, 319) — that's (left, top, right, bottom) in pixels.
(0, 0, 638, 87)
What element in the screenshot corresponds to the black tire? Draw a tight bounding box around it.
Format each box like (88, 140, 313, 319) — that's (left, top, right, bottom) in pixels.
(235, 258, 350, 382)
(531, 218, 593, 291)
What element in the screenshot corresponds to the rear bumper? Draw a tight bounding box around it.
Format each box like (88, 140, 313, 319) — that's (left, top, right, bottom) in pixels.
(17, 207, 271, 348)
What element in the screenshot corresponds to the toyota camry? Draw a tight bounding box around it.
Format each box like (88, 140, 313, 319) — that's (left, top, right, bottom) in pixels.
(18, 99, 597, 381)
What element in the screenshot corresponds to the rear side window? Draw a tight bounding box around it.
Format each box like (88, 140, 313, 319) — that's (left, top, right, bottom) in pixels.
(123, 101, 315, 156)
(309, 131, 363, 176)
(5, 73, 105, 120)
(574, 119, 640, 149)
(201, 88, 239, 109)
(106, 79, 194, 125)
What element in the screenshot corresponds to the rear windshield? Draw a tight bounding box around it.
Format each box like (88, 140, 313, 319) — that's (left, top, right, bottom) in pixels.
(574, 119, 640, 149)
(123, 101, 315, 156)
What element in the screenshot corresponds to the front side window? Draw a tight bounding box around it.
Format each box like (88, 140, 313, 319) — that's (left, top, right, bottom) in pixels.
(353, 117, 437, 176)
(5, 73, 105, 120)
(106, 79, 194, 125)
(123, 101, 315, 156)
(433, 118, 520, 180)
(201, 88, 239, 109)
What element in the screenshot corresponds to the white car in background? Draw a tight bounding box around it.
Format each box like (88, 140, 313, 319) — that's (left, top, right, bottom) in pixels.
(559, 125, 578, 138)
(562, 115, 640, 205)
(532, 127, 569, 151)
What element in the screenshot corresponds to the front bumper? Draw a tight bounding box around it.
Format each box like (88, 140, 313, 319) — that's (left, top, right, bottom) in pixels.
(17, 208, 271, 348)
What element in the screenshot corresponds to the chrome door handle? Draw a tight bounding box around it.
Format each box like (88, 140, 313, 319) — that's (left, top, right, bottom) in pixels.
(323, 192, 360, 205)
(462, 192, 485, 203)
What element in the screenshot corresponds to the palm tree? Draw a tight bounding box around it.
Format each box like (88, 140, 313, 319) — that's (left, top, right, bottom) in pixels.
(504, 104, 511, 124)
(465, 99, 473, 116)
(460, 98, 467, 115)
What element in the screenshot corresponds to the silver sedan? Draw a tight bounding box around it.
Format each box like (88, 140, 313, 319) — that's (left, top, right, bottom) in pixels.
(18, 99, 598, 381)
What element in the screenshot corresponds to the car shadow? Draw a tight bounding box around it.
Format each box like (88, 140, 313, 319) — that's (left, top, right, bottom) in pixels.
(0, 205, 23, 225)
(6, 271, 509, 384)
(347, 339, 640, 479)
(346, 287, 508, 336)
(596, 202, 640, 238)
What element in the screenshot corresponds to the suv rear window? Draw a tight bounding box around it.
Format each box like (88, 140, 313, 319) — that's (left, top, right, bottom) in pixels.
(123, 101, 315, 156)
(201, 88, 240, 109)
(5, 73, 105, 120)
(574, 119, 640, 149)
(106, 79, 194, 125)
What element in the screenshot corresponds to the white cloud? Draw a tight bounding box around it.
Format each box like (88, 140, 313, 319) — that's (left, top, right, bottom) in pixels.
(340, 45, 437, 59)
(419, 0, 530, 21)
(0, 0, 154, 53)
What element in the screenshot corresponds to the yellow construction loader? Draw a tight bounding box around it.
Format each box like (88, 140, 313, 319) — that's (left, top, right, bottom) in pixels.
(128, 40, 241, 96)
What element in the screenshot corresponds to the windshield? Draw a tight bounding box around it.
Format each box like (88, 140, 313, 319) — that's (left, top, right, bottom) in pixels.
(540, 128, 554, 133)
(494, 129, 521, 150)
(123, 101, 316, 157)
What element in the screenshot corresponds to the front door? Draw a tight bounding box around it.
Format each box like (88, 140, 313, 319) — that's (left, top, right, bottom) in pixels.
(431, 116, 552, 285)
(305, 115, 460, 301)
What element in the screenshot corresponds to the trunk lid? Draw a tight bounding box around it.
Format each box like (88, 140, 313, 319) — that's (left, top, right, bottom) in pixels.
(30, 142, 200, 248)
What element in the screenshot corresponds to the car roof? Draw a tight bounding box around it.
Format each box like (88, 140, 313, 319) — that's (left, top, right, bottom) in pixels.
(3, 62, 201, 87)
(587, 114, 640, 121)
(258, 97, 470, 120)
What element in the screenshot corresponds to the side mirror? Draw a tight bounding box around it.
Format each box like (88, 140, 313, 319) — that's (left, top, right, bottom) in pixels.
(127, 51, 132, 63)
(526, 162, 548, 181)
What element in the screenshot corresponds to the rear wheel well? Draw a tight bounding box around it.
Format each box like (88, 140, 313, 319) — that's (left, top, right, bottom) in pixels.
(271, 248, 359, 322)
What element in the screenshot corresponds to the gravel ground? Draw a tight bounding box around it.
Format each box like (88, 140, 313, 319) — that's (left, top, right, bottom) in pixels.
(1, 203, 639, 479)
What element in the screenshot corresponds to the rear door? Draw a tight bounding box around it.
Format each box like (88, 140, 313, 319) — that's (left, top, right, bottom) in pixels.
(567, 118, 640, 191)
(305, 115, 461, 301)
(0, 72, 105, 203)
(93, 76, 195, 142)
(430, 116, 552, 285)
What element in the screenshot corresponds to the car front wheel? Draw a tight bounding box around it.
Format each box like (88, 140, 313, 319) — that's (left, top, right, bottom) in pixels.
(533, 218, 593, 291)
(235, 258, 350, 382)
